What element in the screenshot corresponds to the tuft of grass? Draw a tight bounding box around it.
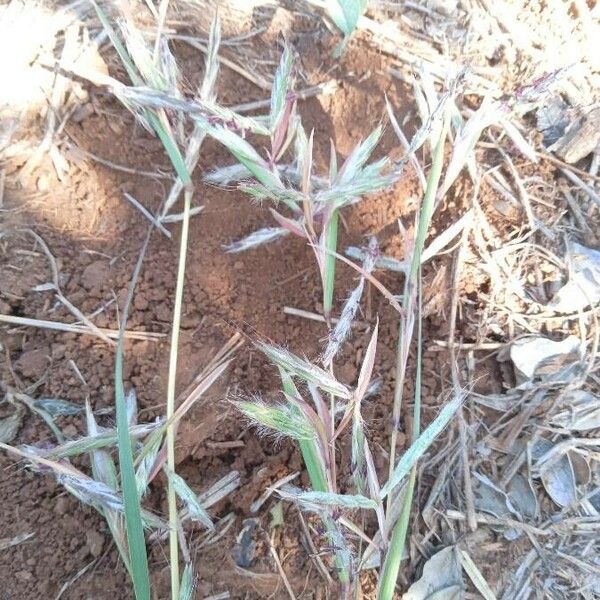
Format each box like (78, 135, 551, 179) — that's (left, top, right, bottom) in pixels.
(232, 67, 504, 597)
(0, 8, 240, 600)
(197, 49, 396, 323)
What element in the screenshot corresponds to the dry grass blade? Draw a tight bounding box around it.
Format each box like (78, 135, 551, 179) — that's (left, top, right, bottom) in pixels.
(166, 468, 214, 530)
(0, 532, 34, 551)
(0, 403, 24, 444)
(278, 487, 377, 510)
(35, 422, 161, 459)
(323, 238, 378, 367)
(0, 314, 163, 342)
(312, 244, 403, 314)
(224, 227, 289, 253)
(458, 550, 497, 600)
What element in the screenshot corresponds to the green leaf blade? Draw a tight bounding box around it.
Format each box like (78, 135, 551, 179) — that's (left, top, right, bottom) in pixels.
(380, 394, 463, 499)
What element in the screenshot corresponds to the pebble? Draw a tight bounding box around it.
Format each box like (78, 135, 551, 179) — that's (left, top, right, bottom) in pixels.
(63, 424, 78, 438)
(52, 343, 67, 359)
(86, 529, 105, 558)
(134, 293, 149, 311)
(15, 348, 49, 378)
(54, 496, 69, 515)
(71, 102, 94, 123)
(81, 260, 109, 292)
(36, 174, 49, 193)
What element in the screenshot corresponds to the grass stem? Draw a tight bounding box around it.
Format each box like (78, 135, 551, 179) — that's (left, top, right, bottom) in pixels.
(166, 187, 193, 600)
(323, 209, 340, 320)
(387, 117, 447, 488)
(380, 118, 448, 599)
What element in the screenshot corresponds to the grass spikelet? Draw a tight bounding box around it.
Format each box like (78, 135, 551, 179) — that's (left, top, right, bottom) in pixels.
(224, 227, 289, 253)
(257, 342, 352, 399)
(178, 563, 195, 600)
(336, 126, 383, 187)
(323, 237, 379, 366)
(198, 14, 220, 102)
(237, 399, 317, 441)
(270, 45, 294, 132)
(323, 282, 364, 366)
(166, 468, 214, 530)
(135, 432, 163, 498)
(35, 422, 161, 459)
(204, 126, 283, 191)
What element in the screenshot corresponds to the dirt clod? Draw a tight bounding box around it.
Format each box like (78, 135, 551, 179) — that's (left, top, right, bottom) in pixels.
(85, 530, 105, 558)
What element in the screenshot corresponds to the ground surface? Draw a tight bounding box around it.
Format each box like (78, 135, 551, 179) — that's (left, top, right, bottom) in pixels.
(1, 1, 599, 599)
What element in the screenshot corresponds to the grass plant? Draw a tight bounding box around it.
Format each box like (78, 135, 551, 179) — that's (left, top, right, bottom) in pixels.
(230, 65, 500, 597)
(1, 6, 234, 600)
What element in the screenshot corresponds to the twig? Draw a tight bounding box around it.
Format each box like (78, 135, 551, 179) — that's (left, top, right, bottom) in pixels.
(497, 144, 537, 231)
(283, 306, 363, 327)
(268, 533, 297, 600)
(296, 508, 332, 585)
(55, 557, 99, 600)
(123, 192, 172, 238)
(447, 207, 477, 532)
(180, 38, 272, 90)
(311, 244, 403, 314)
(250, 472, 299, 514)
(0, 314, 163, 341)
(560, 167, 600, 208)
(229, 80, 339, 114)
(560, 182, 593, 235)
(537, 150, 600, 183)
(445, 510, 550, 536)
(65, 135, 173, 179)
(5, 228, 115, 345)
(430, 340, 504, 351)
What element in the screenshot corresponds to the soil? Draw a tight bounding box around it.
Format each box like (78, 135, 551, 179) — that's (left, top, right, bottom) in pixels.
(0, 4, 569, 600)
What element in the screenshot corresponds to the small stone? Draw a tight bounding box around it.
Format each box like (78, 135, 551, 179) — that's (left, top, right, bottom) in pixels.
(81, 260, 109, 292)
(39, 580, 51, 594)
(71, 102, 94, 123)
(36, 174, 49, 192)
(108, 120, 123, 135)
(63, 424, 78, 438)
(134, 293, 149, 311)
(154, 304, 171, 322)
(15, 570, 33, 581)
(52, 343, 66, 359)
(180, 313, 200, 328)
(86, 529, 105, 558)
(54, 496, 69, 515)
(233, 260, 244, 270)
(15, 348, 49, 378)
(131, 340, 150, 358)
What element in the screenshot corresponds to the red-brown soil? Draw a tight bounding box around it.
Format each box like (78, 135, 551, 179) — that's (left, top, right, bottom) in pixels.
(0, 13, 550, 600)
